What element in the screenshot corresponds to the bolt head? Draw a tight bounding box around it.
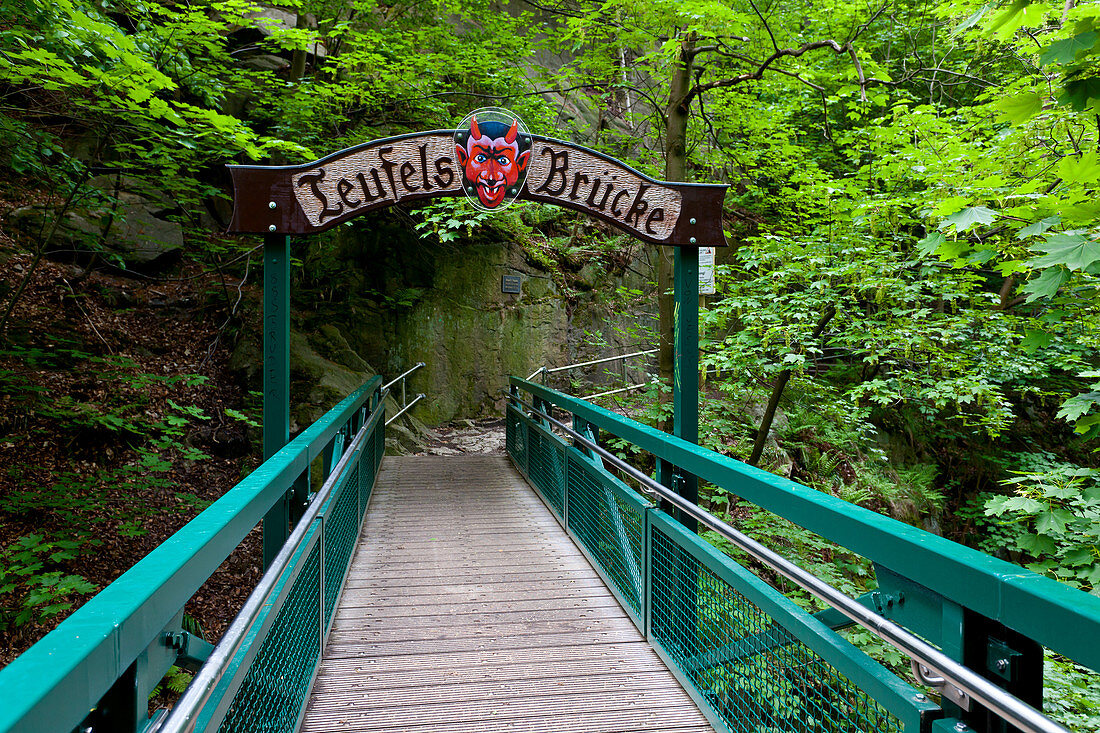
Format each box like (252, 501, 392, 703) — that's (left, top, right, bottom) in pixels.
(690, 217, 697, 225)
(689, 237, 697, 244)
(268, 225, 277, 232)
(996, 659, 1008, 671)
(268, 201, 277, 209)
(914, 693, 926, 701)
(954, 723, 968, 732)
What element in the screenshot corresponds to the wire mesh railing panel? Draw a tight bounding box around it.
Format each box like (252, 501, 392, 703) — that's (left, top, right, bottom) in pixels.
(649, 520, 908, 733)
(506, 406, 518, 458)
(323, 464, 360, 628)
(566, 454, 648, 619)
(526, 425, 566, 518)
(515, 412, 530, 474)
(375, 418, 384, 465)
(217, 541, 321, 733)
(365, 435, 378, 510)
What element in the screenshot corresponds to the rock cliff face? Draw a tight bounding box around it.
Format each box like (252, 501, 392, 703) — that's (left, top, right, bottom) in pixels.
(286, 212, 655, 426)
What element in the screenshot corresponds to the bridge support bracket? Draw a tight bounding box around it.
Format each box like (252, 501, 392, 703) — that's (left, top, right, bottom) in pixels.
(163, 630, 214, 673)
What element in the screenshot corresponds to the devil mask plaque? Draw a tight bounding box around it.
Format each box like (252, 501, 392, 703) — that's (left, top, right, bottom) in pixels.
(453, 108, 532, 211)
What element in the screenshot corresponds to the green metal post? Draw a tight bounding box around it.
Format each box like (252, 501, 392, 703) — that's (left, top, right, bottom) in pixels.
(290, 470, 310, 526)
(263, 234, 291, 569)
(959, 610, 1043, 733)
(672, 246, 699, 533)
(668, 246, 701, 669)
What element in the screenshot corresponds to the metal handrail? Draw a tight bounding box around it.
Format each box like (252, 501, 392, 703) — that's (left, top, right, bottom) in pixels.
(508, 392, 1072, 733)
(527, 348, 657, 382)
(383, 362, 425, 422)
(584, 380, 657, 400)
(544, 348, 658, 375)
(155, 395, 386, 733)
(386, 393, 425, 426)
(382, 362, 425, 391)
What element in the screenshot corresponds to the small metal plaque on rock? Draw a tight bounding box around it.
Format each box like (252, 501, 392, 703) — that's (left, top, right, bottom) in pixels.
(501, 275, 522, 294)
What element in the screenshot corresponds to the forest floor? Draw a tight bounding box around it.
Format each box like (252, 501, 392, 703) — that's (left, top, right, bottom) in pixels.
(0, 237, 263, 665)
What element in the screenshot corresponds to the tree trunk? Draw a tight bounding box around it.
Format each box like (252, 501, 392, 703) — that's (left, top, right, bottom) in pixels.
(658, 32, 695, 431)
(748, 305, 836, 466)
(290, 14, 308, 81)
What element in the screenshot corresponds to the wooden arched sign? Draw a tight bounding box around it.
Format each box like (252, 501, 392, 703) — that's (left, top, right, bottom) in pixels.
(228, 130, 727, 248)
(236, 116, 725, 561)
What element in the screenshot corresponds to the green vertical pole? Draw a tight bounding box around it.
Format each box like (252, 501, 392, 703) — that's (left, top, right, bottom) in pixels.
(263, 234, 291, 569)
(672, 245, 699, 533)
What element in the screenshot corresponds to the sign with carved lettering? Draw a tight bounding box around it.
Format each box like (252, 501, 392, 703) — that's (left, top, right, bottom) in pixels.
(229, 122, 727, 247)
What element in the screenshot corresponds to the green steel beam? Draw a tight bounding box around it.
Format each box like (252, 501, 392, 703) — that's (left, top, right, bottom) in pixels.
(509, 376, 1100, 673)
(671, 246, 699, 533)
(0, 378, 380, 733)
(673, 245, 699, 446)
(812, 590, 903, 632)
(263, 233, 292, 569)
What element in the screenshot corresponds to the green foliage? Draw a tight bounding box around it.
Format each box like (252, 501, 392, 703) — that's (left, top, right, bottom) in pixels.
(982, 452, 1100, 593)
(1057, 371, 1100, 441)
(150, 665, 194, 699)
(0, 535, 97, 631)
(0, 339, 219, 582)
(703, 500, 873, 608)
(1045, 652, 1100, 731)
(225, 408, 260, 429)
(414, 199, 497, 243)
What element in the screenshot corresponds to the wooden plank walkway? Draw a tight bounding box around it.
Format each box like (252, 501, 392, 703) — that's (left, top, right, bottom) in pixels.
(299, 455, 715, 733)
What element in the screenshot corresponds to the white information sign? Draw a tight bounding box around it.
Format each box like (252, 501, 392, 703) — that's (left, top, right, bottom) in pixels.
(699, 247, 716, 295)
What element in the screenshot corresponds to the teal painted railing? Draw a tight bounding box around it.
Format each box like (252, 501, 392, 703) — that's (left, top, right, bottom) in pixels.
(0, 377, 385, 733)
(5, 372, 1097, 733)
(507, 377, 1100, 733)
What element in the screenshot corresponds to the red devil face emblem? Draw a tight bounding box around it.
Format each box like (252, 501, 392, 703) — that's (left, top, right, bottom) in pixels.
(454, 114, 532, 210)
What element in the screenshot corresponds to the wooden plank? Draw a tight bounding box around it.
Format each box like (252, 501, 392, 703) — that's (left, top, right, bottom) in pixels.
(334, 595, 624, 619)
(335, 584, 615, 609)
(352, 542, 576, 558)
(347, 556, 591, 573)
(327, 616, 638, 644)
(344, 566, 600, 584)
(309, 671, 698, 708)
(332, 604, 626, 630)
(323, 629, 643, 658)
(341, 573, 604, 593)
(302, 455, 713, 733)
(301, 702, 713, 733)
(318, 641, 671, 676)
(333, 576, 610, 600)
(314, 658, 672, 691)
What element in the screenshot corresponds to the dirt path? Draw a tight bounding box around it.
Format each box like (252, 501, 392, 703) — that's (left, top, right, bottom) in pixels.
(416, 417, 506, 455)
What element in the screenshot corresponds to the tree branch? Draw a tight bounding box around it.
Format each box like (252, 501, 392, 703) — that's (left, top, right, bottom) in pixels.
(746, 0, 780, 53)
(686, 39, 872, 107)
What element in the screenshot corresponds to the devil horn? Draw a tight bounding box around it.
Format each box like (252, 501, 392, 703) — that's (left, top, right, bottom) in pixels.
(470, 116, 481, 140)
(505, 119, 518, 144)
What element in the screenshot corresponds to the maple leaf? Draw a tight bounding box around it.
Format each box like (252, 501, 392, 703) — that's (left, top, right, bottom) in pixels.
(1029, 233, 1100, 271)
(939, 206, 997, 232)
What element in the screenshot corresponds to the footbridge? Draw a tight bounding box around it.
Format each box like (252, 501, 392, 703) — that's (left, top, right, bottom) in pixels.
(1, 376, 1099, 733)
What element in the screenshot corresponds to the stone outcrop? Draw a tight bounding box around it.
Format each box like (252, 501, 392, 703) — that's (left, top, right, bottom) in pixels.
(304, 214, 655, 424)
(9, 175, 183, 270)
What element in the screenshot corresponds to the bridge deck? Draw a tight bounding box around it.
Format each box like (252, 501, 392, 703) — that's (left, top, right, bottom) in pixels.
(300, 455, 715, 733)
